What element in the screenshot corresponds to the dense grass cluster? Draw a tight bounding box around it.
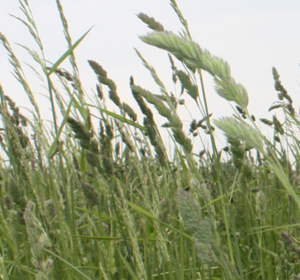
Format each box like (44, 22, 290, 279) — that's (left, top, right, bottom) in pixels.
(0, 0, 300, 279)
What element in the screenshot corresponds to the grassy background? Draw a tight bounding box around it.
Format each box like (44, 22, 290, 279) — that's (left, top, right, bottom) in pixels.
(0, 0, 299, 279)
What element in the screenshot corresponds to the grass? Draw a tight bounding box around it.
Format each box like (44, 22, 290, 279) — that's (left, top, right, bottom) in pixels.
(0, 0, 300, 279)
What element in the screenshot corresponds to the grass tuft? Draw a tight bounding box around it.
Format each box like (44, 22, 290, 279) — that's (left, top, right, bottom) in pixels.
(0, 0, 300, 279)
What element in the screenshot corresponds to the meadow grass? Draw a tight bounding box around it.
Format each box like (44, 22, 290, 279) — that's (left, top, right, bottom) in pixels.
(0, 0, 300, 279)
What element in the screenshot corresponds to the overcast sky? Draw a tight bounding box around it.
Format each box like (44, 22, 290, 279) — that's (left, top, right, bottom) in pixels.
(1, 0, 300, 145)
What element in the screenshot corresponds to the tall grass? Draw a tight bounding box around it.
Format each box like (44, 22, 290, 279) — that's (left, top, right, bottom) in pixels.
(0, 0, 300, 279)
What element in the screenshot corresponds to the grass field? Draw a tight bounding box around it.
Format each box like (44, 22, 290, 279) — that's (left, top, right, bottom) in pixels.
(0, 0, 300, 279)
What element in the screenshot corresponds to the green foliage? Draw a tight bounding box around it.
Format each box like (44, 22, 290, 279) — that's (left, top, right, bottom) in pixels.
(0, 0, 300, 279)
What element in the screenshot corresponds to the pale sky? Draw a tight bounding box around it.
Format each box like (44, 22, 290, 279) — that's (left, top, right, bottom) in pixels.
(1, 0, 300, 148)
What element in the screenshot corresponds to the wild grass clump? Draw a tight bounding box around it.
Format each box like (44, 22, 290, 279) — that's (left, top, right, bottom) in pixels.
(0, 0, 300, 279)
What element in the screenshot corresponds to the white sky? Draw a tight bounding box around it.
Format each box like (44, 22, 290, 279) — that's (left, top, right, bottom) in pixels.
(1, 0, 300, 148)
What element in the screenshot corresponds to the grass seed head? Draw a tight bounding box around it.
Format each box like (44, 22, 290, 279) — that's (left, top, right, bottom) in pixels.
(177, 189, 217, 264)
(137, 13, 165, 32)
(214, 117, 264, 152)
(81, 181, 100, 206)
